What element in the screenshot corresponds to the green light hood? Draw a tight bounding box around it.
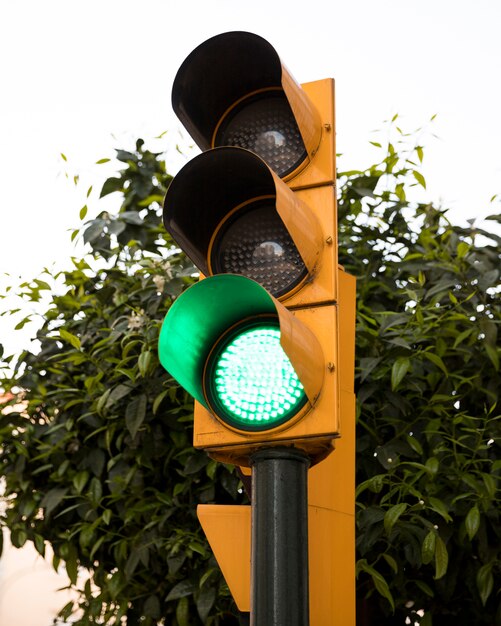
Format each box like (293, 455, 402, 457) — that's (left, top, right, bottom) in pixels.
(158, 275, 277, 408)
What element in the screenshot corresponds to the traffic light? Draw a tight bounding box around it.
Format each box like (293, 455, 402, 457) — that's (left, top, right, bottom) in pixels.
(158, 31, 354, 468)
(157, 30, 357, 625)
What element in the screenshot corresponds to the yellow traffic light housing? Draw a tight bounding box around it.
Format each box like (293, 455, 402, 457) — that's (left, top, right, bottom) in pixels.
(163, 147, 337, 308)
(158, 274, 338, 466)
(158, 30, 348, 466)
(172, 31, 334, 189)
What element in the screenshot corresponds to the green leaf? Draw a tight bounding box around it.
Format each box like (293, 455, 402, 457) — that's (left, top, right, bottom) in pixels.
(425, 279, 457, 300)
(415, 580, 434, 598)
(384, 503, 408, 535)
(118, 210, 143, 226)
(90, 536, 105, 561)
(89, 476, 103, 506)
(413, 170, 426, 189)
(80, 205, 88, 220)
(429, 496, 452, 522)
(125, 548, 141, 579)
(105, 384, 132, 408)
(83, 219, 105, 244)
(423, 352, 448, 376)
(356, 474, 386, 497)
(457, 241, 469, 258)
(395, 183, 406, 201)
(422, 530, 436, 565)
(166, 580, 194, 602)
(34, 534, 45, 557)
(486, 212, 501, 222)
(176, 597, 189, 626)
(66, 552, 78, 585)
(59, 328, 81, 350)
(96, 388, 111, 414)
(196, 585, 216, 623)
(184, 453, 209, 475)
(73, 470, 89, 494)
(79, 524, 95, 549)
(138, 350, 153, 377)
(11, 529, 28, 548)
(356, 560, 394, 611)
(107, 219, 126, 236)
(480, 318, 498, 346)
(465, 505, 480, 540)
(152, 389, 169, 414)
(125, 394, 147, 438)
(482, 473, 497, 500)
(476, 562, 494, 605)
(138, 194, 165, 207)
(434, 535, 448, 579)
(34, 278, 50, 290)
(425, 457, 439, 476)
(100, 176, 123, 197)
(116, 149, 138, 163)
(391, 357, 410, 390)
(405, 433, 423, 455)
(58, 601, 74, 621)
(188, 540, 207, 556)
(14, 316, 32, 330)
(485, 343, 499, 371)
(381, 553, 398, 574)
(40, 488, 68, 517)
(453, 328, 475, 348)
(144, 595, 161, 619)
(373, 573, 394, 611)
(107, 570, 124, 599)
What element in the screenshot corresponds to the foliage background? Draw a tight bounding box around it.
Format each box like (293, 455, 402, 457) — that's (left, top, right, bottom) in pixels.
(0, 130, 500, 625)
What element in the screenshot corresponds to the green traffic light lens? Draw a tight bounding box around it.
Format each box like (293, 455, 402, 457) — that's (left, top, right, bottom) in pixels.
(205, 319, 307, 432)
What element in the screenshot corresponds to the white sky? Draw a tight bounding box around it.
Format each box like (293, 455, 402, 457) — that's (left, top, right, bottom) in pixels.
(0, 0, 500, 354)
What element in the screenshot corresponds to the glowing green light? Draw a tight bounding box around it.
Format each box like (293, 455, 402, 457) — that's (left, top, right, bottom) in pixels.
(206, 323, 306, 431)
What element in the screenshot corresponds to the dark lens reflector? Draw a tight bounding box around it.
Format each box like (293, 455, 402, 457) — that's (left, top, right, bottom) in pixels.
(216, 92, 307, 178)
(210, 199, 307, 299)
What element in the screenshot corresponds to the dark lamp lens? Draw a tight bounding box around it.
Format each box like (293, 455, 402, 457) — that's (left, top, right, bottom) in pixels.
(216, 92, 307, 178)
(210, 199, 307, 299)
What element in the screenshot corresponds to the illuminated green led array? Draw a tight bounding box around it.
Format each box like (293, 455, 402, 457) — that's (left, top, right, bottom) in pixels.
(206, 324, 306, 431)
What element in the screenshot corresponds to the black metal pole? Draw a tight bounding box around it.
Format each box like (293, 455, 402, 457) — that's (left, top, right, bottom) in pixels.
(249, 447, 311, 626)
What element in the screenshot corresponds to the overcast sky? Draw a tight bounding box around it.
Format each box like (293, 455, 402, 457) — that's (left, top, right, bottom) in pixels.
(1, 0, 500, 355)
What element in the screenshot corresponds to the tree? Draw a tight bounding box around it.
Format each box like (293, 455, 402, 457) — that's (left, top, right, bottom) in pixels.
(337, 134, 501, 625)
(0, 140, 245, 625)
(0, 128, 500, 625)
